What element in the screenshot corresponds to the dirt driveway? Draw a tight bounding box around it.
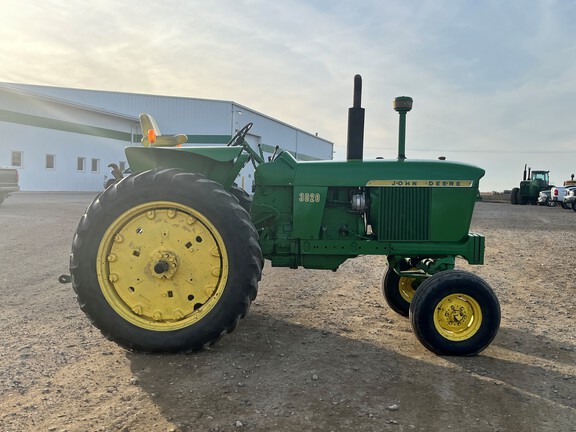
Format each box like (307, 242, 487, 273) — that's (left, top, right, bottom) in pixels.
(0, 193, 574, 431)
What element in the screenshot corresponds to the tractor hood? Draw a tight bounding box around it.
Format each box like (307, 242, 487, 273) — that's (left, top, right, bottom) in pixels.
(255, 150, 485, 189)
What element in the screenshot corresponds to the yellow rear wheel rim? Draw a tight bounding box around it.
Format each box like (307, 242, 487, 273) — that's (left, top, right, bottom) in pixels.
(433, 293, 482, 341)
(96, 201, 228, 331)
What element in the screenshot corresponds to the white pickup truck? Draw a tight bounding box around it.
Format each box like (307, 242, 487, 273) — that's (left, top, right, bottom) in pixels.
(550, 177, 576, 209)
(563, 187, 576, 211)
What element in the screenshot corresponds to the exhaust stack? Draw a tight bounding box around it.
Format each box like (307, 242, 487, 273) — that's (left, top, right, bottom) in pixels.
(346, 75, 365, 161)
(523, 164, 527, 181)
(393, 96, 413, 160)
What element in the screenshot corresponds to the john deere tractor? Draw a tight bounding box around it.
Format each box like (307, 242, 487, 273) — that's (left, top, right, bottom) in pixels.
(510, 165, 551, 205)
(68, 76, 500, 356)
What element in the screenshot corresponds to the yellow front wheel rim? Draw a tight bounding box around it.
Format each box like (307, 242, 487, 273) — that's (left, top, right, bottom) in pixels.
(399, 274, 417, 303)
(433, 293, 482, 341)
(96, 201, 228, 331)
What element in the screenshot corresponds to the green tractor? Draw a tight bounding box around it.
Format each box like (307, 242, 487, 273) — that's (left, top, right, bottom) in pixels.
(511, 165, 551, 205)
(68, 76, 500, 356)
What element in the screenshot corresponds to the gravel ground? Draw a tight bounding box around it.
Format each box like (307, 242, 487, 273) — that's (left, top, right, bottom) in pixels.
(0, 192, 574, 432)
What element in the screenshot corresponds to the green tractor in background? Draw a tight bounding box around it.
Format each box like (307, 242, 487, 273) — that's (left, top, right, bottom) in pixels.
(510, 164, 551, 205)
(68, 76, 500, 356)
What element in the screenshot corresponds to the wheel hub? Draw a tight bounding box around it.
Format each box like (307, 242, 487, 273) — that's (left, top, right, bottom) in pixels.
(399, 274, 416, 303)
(150, 250, 178, 279)
(434, 293, 482, 341)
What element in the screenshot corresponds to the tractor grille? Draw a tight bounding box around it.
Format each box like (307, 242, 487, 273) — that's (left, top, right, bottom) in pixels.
(377, 187, 431, 241)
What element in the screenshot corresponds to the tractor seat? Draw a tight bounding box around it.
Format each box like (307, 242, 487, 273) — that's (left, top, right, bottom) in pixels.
(139, 113, 188, 147)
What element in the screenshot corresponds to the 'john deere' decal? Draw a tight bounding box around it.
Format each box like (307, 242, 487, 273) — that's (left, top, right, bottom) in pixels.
(367, 180, 474, 187)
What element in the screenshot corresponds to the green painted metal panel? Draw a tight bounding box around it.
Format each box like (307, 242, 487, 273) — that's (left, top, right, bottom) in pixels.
(289, 159, 484, 188)
(429, 188, 476, 241)
(253, 151, 297, 187)
(125, 146, 244, 188)
(370, 185, 476, 243)
(292, 186, 327, 239)
(298, 233, 484, 265)
(252, 154, 485, 270)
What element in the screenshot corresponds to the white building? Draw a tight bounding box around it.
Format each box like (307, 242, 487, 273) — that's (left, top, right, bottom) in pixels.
(0, 83, 333, 192)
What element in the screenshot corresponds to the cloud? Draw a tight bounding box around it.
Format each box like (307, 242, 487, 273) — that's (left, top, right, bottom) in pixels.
(0, 0, 574, 191)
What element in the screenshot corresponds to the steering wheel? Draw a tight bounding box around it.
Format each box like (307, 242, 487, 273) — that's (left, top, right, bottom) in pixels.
(227, 122, 253, 147)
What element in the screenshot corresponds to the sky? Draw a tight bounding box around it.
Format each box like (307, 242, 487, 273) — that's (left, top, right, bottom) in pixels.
(1, 0, 575, 192)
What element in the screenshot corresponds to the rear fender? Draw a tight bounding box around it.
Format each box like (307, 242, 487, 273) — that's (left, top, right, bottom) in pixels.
(125, 146, 248, 188)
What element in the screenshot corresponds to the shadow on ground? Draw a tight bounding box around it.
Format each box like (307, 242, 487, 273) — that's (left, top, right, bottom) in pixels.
(127, 313, 575, 432)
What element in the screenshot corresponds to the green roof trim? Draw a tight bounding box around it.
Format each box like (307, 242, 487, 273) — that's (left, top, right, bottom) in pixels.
(0, 109, 132, 141)
(0, 109, 325, 161)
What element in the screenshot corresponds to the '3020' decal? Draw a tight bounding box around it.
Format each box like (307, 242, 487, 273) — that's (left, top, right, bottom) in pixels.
(298, 192, 321, 203)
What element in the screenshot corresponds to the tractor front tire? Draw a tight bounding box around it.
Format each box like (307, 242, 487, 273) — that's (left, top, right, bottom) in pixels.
(382, 260, 418, 317)
(104, 179, 116, 189)
(229, 184, 252, 213)
(409, 270, 500, 356)
(70, 168, 262, 353)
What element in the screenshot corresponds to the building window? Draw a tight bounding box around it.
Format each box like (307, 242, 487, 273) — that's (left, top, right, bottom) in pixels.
(77, 157, 86, 171)
(91, 158, 100, 173)
(46, 154, 55, 170)
(11, 151, 22, 167)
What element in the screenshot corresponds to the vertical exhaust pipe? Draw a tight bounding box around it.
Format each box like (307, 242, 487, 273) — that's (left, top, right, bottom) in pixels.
(393, 96, 413, 160)
(346, 75, 365, 161)
(523, 164, 527, 181)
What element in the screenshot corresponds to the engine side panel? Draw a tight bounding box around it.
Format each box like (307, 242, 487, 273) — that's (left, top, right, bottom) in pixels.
(252, 154, 485, 270)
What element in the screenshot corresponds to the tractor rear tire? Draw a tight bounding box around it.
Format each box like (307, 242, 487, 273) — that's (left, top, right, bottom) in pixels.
(510, 188, 519, 205)
(382, 260, 417, 317)
(70, 168, 263, 353)
(409, 270, 500, 356)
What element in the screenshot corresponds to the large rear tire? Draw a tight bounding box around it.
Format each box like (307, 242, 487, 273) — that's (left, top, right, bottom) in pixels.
(409, 270, 500, 356)
(70, 169, 262, 353)
(510, 188, 519, 205)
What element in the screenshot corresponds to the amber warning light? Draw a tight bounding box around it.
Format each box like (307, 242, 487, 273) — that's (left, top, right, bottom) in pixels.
(147, 129, 157, 145)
